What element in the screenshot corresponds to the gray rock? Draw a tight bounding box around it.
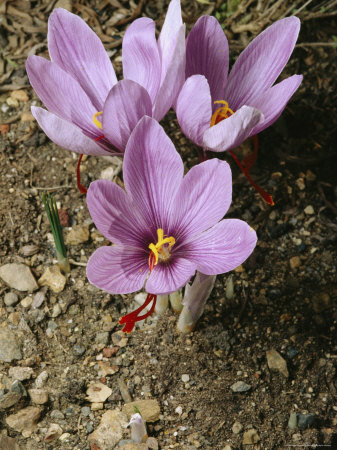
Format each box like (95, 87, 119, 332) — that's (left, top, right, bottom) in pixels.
(231, 381, 251, 393)
(266, 349, 289, 378)
(232, 421, 243, 434)
(6, 406, 41, 436)
(35, 370, 48, 388)
(0, 328, 22, 362)
(81, 406, 91, 417)
(88, 409, 128, 450)
(0, 435, 21, 450)
(86, 382, 112, 403)
(44, 423, 63, 443)
(242, 429, 260, 445)
(0, 380, 26, 409)
(73, 344, 86, 356)
(0, 263, 38, 291)
(50, 409, 65, 420)
(28, 388, 48, 405)
(9, 366, 34, 381)
(123, 400, 160, 423)
(297, 413, 316, 429)
(4, 292, 19, 306)
(31, 290, 46, 309)
(95, 331, 110, 345)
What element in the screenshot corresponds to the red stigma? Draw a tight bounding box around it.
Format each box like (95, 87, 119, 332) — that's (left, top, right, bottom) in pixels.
(76, 154, 87, 195)
(94, 135, 105, 142)
(148, 251, 156, 272)
(119, 293, 157, 333)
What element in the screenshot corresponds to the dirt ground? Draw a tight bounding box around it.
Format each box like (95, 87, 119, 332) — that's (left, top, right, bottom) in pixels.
(0, 0, 337, 449)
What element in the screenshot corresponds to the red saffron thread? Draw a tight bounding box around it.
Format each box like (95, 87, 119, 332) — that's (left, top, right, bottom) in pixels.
(119, 293, 157, 333)
(94, 135, 105, 142)
(229, 149, 274, 206)
(76, 154, 87, 195)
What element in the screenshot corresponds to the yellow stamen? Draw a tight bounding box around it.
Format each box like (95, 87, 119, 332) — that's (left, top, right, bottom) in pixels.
(148, 228, 175, 267)
(210, 100, 235, 127)
(93, 111, 103, 130)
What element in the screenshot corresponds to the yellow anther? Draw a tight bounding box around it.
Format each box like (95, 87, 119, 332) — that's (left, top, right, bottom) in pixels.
(148, 228, 175, 267)
(93, 111, 103, 130)
(210, 100, 235, 127)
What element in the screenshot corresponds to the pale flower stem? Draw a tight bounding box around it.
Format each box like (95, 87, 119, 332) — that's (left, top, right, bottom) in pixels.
(128, 413, 147, 444)
(155, 294, 169, 315)
(56, 251, 70, 274)
(169, 290, 183, 313)
(177, 272, 216, 333)
(225, 274, 234, 299)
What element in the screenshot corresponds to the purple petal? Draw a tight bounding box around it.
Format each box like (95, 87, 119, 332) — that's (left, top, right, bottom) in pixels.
(250, 74, 303, 135)
(158, 0, 183, 78)
(26, 56, 97, 134)
(123, 116, 184, 232)
(31, 107, 111, 156)
(146, 257, 196, 295)
(86, 179, 149, 246)
(153, 24, 186, 121)
(202, 105, 262, 152)
(224, 17, 300, 109)
(48, 8, 117, 110)
(185, 219, 257, 275)
(123, 18, 161, 103)
(176, 75, 212, 146)
(102, 80, 152, 151)
(86, 246, 148, 295)
(186, 16, 229, 103)
(172, 159, 232, 240)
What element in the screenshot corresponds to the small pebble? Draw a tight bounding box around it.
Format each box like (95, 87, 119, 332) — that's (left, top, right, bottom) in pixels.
(232, 421, 243, 434)
(4, 292, 19, 306)
(181, 374, 190, 383)
(81, 406, 91, 417)
(50, 410, 65, 420)
(289, 256, 301, 270)
(35, 370, 48, 388)
(231, 381, 251, 393)
(297, 413, 316, 429)
(304, 205, 314, 215)
(72, 345, 86, 356)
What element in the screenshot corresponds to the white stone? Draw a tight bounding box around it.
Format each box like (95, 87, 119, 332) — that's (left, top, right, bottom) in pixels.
(86, 382, 112, 403)
(0, 263, 38, 291)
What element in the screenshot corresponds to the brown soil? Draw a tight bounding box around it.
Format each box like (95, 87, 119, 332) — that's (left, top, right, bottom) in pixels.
(0, 1, 336, 449)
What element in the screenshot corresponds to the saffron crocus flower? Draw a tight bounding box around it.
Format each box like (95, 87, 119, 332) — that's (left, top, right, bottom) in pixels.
(86, 116, 257, 332)
(26, 0, 185, 157)
(177, 16, 302, 153)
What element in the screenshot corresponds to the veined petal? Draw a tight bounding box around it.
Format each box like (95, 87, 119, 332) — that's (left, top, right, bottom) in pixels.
(26, 56, 97, 134)
(87, 180, 150, 247)
(48, 8, 117, 111)
(123, 18, 161, 103)
(102, 80, 153, 151)
(202, 105, 262, 152)
(176, 75, 212, 146)
(172, 159, 232, 240)
(185, 219, 257, 275)
(123, 116, 184, 233)
(146, 257, 196, 295)
(186, 16, 229, 103)
(250, 74, 303, 135)
(86, 246, 148, 295)
(31, 107, 112, 156)
(153, 24, 186, 121)
(224, 17, 300, 109)
(158, 0, 183, 79)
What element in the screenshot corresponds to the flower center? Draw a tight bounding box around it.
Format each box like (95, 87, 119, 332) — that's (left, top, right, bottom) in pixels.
(148, 228, 175, 271)
(210, 100, 235, 127)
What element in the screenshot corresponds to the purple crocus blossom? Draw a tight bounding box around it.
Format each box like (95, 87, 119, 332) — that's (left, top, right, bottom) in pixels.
(86, 116, 257, 296)
(26, 0, 185, 156)
(176, 16, 303, 152)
